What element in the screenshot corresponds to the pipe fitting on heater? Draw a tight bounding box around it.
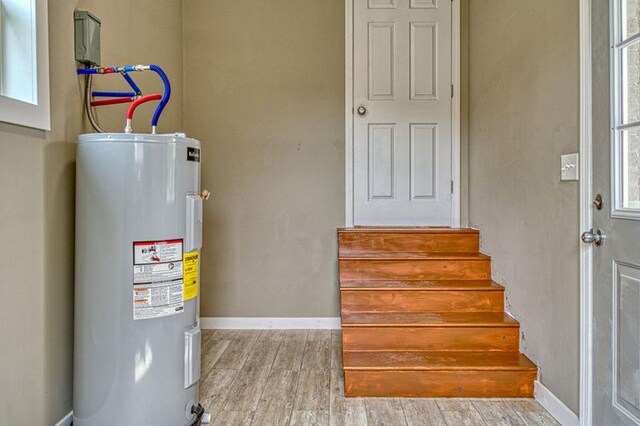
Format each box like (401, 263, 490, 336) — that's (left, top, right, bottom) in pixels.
(188, 404, 205, 425)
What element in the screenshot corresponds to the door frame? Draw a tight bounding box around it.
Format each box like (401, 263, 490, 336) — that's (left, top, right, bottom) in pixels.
(579, 0, 593, 424)
(344, 0, 462, 227)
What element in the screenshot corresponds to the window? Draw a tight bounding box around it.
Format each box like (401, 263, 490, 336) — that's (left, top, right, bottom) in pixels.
(0, 0, 49, 130)
(612, 0, 640, 217)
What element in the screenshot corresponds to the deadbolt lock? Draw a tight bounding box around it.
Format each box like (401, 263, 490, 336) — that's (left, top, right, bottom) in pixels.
(593, 194, 603, 210)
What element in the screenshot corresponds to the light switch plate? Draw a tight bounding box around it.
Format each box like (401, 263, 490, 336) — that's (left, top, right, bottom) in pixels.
(561, 153, 579, 181)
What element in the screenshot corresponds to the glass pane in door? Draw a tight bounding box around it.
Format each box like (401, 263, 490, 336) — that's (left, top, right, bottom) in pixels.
(622, 42, 640, 124)
(623, 0, 640, 40)
(621, 127, 640, 208)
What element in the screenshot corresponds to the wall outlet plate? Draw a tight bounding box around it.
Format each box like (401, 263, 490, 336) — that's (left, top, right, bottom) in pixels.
(561, 152, 579, 181)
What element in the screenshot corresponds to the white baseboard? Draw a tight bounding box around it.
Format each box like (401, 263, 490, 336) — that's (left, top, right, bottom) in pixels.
(200, 317, 341, 330)
(534, 381, 579, 426)
(54, 411, 73, 426)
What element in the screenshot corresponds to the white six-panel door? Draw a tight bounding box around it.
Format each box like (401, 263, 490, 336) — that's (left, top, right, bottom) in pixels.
(353, 0, 452, 225)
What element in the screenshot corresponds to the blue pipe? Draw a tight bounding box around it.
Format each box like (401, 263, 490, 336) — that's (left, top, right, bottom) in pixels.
(149, 64, 171, 128)
(92, 91, 137, 98)
(122, 73, 142, 94)
(77, 68, 98, 75)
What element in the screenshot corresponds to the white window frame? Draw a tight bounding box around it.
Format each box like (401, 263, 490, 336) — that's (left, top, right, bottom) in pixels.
(0, 0, 49, 130)
(611, 0, 640, 219)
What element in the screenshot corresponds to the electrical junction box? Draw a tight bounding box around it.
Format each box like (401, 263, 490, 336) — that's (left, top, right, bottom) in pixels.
(74, 11, 101, 66)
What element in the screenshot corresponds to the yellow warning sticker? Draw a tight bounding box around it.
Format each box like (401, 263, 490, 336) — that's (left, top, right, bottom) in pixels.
(183, 251, 199, 301)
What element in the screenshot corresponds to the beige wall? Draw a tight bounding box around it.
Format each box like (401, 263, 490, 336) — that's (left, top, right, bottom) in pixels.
(0, 124, 46, 423)
(183, 0, 345, 318)
(0, 1, 183, 423)
(467, 0, 580, 413)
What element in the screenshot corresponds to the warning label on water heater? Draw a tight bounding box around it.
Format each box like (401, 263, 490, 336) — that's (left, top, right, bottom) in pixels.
(183, 251, 199, 301)
(132, 239, 184, 320)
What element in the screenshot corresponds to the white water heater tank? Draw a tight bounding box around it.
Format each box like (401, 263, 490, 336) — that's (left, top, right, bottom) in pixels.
(74, 133, 205, 425)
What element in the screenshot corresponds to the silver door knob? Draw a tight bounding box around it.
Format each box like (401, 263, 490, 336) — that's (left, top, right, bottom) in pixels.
(581, 229, 606, 246)
(356, 105, 367, 116)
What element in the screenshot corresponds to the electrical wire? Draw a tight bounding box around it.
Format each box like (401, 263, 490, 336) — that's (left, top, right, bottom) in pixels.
(84, 73, 105, 133)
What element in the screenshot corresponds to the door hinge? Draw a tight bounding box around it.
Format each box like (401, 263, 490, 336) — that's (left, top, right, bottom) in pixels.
(451, 180, 454, 193)
(451, 84, 454, 98)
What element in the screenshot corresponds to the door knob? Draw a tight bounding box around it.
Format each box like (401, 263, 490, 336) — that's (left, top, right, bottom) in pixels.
(356, 105, 367, 116)
(581, 229, 606, 246)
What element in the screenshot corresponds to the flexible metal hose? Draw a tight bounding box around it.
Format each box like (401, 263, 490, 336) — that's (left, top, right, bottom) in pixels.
(84, 73, 105, 133)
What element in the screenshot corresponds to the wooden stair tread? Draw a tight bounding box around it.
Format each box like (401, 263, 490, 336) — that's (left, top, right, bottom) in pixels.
(342, 351, 537, 371)
(342, 312, 519, 327)
(338, 227, 479, 234)
(339, 229, 480, 255)
(340, 279, 503, 291)
(339, 252, 489, 260)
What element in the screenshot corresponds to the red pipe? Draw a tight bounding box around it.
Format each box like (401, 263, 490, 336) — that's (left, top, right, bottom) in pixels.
(126, 93, 162, 119)
(90, 97, 134, 107)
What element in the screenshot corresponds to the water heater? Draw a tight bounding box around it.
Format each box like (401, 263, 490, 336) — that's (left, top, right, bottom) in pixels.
(74, 133, 206, 425)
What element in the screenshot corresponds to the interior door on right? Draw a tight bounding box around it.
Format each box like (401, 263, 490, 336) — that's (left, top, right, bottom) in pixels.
(591, 0, 640, 424)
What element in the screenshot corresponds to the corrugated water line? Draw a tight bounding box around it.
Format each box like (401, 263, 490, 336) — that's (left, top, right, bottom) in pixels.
(125, 94, 162, 134)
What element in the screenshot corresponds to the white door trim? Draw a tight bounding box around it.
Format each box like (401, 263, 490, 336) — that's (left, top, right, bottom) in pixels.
(345, 0, 355, 227)
(579, 0, 593, 424)
(344, 0, 461, 228)
(450, 0, 462, 228)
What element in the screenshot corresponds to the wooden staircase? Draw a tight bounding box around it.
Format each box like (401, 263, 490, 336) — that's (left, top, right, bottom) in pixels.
(338, 228, 537, 398)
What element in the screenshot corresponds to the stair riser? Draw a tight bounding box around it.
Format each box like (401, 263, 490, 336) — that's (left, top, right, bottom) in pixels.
(341, 290, 504, 313)
(344, 370, 536, 398)
(342, 327, 519, 351)
(339, 259, 491, 281)
(339, 232, 479, 255)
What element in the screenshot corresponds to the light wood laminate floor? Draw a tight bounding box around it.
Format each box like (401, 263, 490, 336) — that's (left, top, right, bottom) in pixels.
(199, 329, 559, 426)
